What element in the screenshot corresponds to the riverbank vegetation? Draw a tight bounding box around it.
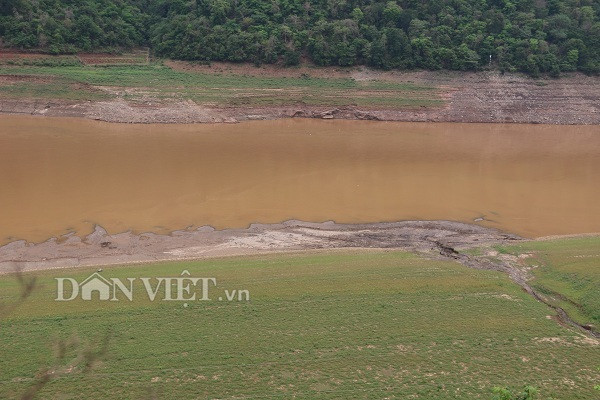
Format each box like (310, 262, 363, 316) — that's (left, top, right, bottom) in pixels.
(1, 0, 599, 76)
(0, 63, 443, 107)
(0, 247, 598, 398)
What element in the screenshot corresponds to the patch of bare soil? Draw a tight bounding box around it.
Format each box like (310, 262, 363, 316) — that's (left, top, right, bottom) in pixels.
(84, 98, 237, 123)
(0, 52, 50, 60)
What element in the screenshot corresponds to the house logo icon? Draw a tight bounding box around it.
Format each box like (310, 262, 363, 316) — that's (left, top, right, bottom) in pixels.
(79, 272, 112, 301)
(55, 271, 134, 302)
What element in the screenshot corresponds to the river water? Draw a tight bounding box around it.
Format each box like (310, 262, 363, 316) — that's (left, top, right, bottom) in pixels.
(1, 115, 599, 243)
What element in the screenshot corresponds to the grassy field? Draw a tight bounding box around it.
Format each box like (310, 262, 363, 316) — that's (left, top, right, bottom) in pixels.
(0, 249, 598, 399)
(0, 80, 111, 101)
(494, 236, 600, 330)
(0, 63, 443, 108)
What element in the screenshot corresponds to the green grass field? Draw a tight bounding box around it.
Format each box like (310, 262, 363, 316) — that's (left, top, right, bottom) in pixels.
(496, 236, 600, 330)
(0, 64, 443, 108)
(1, 248, 598, 399)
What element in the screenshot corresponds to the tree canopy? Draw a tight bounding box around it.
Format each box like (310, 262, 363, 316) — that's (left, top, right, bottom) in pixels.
(1, 0, 600, 75)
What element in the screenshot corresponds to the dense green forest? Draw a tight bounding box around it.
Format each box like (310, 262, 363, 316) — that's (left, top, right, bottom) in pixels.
(1, 0, 599, 75)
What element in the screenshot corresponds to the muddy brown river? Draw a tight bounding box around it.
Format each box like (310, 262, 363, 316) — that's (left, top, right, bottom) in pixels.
(1, 115, 599, 243)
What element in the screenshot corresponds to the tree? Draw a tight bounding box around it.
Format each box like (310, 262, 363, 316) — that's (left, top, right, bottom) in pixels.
(0, 0, 598, 75)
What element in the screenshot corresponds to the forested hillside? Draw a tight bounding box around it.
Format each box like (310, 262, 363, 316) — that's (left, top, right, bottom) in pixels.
(1, 0, 599, 75)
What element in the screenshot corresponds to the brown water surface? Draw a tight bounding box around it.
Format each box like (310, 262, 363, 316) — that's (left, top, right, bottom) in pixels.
(1, 115, 599, 242)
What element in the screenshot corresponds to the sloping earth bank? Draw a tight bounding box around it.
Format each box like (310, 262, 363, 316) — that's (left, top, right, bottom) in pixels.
(0, 220, 520, 273)
(1, 66, 599, 124)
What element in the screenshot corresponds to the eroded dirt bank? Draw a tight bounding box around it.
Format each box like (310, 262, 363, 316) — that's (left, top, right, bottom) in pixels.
(0, 220, 519, 273)
(1, 68, 599, 124)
